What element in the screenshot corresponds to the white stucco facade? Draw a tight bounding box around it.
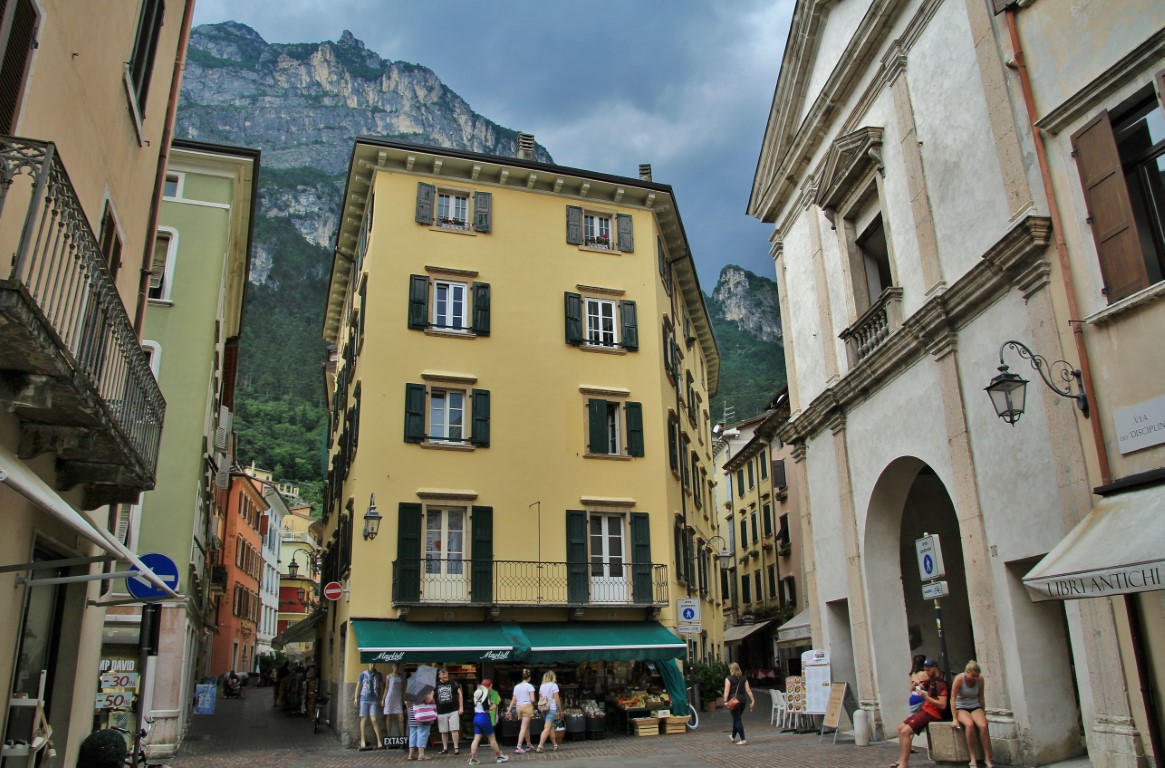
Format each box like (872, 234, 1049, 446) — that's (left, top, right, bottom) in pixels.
(751, 1, 1165, 766)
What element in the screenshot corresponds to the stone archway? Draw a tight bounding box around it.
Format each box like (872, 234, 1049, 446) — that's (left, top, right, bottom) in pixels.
(863, 457, 975, 729)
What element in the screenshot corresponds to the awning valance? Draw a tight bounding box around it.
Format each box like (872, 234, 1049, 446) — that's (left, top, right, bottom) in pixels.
(1023, 484, 1165, 601)
(723, 620, 772, 644)
(0, 444, 178, 597)
(776, 609, 812, 646)
(353, 620, 529, 664)
(274, 610, 324, 647)
(521, 621, 686, 663)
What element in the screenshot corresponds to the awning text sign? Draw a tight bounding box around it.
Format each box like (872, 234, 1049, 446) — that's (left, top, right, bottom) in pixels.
(1026, 563, 1164, 600)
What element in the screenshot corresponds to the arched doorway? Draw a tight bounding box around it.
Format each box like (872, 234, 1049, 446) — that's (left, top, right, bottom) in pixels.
(863, 457, 974, 728)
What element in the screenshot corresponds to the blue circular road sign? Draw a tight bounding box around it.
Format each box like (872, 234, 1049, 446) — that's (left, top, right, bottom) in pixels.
(682, 607, 696, 621)
(126, 553, 180, 600)
(923, 554, 934, 576)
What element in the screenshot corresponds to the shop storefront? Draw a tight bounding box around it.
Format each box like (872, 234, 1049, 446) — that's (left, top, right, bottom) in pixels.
(350, 619, 689, 737)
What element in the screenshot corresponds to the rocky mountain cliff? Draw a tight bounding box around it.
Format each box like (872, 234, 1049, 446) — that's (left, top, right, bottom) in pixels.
(173, 22, 783, 506)
(707, 266, 786, 423)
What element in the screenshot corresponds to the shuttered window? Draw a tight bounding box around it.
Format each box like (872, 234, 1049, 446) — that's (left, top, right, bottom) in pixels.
(128, 0, 165, 116)
(630, 513, 652, 604)
(408, 275, 490, 333)
(470, 506, 493, 603)
(566, 510, 588, 604)
(0, 0, 38, 132)
(772, 459, 787, 489)
(1072, 86, 1165, 302)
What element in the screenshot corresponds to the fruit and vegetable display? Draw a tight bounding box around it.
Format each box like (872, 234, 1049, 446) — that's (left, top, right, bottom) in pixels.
(614, 690, 670, 709)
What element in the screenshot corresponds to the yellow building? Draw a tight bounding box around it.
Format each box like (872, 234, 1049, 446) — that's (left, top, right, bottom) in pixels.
(0, 1, 190, 764)
(318, 137, 721, 742)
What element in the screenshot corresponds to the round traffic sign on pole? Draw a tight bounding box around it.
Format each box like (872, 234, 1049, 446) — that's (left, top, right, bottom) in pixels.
(322, 581, 343, 601)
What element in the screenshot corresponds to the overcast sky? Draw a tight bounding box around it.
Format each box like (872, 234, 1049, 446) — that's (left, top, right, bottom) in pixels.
(190, 0, 793, 292)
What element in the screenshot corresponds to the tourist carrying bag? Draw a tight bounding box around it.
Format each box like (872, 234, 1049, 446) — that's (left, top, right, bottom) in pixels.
(537, 695, 551, 713)
(726, 678, 743, 711)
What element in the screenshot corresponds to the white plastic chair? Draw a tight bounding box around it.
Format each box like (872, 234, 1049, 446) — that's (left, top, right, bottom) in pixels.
(769, 689, 787, 727)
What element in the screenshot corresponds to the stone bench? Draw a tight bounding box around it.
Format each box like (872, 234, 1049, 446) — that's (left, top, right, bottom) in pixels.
(927, 722, 985, 764)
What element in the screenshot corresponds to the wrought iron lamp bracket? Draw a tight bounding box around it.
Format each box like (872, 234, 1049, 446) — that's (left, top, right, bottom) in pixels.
(998, 340, 1089, 419)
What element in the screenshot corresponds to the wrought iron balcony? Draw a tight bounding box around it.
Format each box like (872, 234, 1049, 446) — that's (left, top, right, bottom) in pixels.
(0, 137, 165, 507)
(391, 558, 669, 607)
(839, 286, 903, 366)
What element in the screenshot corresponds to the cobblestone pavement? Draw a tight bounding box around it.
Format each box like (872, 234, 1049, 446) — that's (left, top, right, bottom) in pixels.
(166, 690, 927, 768)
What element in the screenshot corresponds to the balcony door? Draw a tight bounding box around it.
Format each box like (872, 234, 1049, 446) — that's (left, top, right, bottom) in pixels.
(424, 508, 466, 601)
(590, 514, 626, 603)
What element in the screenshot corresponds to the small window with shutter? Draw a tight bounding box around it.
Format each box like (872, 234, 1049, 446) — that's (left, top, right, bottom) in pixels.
(127, 0, 165, 121)
(417, 183, 492, 233)
(0, 0, 40, 133)
(1072, 82, 1165, 303)
(569, 206, 634, 252)
(149, 228, 177, 300)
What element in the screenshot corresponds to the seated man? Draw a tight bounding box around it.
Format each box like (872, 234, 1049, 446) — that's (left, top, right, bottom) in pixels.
(894, 658, 948, 768)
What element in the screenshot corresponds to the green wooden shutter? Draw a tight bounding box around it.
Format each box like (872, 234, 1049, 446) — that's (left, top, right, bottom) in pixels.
(471, 389, 490, 447)
(473, 191, 492, 232)
(668, 418, 678, 472)
(657, 237, 666, 276)
(625, 401, 644, 457)
(566, 510, 588, 604)
(736, 469, 745, 497)
(397, 503, 422, 602)
(565, 205, 583, 245)
(471, 506, 493, 603)
(620, 300, 638, 351)
(416, 182, 435, 225)
(564, 291, 583, 345)
(587, 398, 608, 454)
(404, 383, 426, 443)
(472, 282, 491, 336)
(408, 274, 429, 329)
(630, 512, 652, 604)
(616, 213, 634, 252)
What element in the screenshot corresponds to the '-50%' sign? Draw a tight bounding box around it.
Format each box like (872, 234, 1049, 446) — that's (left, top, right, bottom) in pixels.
(95, 691, 136, 709)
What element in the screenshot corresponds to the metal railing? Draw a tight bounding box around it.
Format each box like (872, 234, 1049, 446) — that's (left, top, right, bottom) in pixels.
(839, 286, 903, 366)
(391, 558, 669, 606)
(0, 137, 165, 475)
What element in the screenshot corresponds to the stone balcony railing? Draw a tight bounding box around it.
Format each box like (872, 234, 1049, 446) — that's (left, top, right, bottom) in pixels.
(839, 287, 904, 367)
(0, 137, 165, 506)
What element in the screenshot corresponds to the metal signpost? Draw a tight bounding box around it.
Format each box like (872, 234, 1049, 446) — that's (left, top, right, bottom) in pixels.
(915, 533, 952, 682)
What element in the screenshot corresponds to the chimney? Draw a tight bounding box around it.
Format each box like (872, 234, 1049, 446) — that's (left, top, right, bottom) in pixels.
(517, 133, 535, 160)
(639, 164, 652, 182)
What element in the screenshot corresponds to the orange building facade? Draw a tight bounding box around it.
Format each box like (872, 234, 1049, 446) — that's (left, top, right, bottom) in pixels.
(211, 474, 268, 675)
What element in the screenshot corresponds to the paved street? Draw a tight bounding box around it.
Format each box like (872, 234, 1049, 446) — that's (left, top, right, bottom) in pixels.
(169, 690, 916, 768)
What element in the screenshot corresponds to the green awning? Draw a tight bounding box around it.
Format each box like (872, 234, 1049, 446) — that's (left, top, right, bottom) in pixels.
(353, 620, 529, 664)
(521, 621, 686, 663)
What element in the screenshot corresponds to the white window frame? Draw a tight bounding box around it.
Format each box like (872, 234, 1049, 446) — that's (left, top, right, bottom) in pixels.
(433, 279, 468, 331)
(584, 297, 618, 347)
(430, 388, 466, 443)
(148, 226, 179, 302)
(163, 171, 184, 199)
(436, 190, 470, 230)
(604, 401, 621, 455)
(584, 212, 613, 249)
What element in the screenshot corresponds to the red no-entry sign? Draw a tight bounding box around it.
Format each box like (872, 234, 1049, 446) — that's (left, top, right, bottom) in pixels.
(323, 581, 344, 601)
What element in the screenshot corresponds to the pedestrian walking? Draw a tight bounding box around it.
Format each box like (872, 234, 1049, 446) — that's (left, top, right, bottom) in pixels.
(434, 667, 464, 755)
(534, 671, 560, 753)
(723, 662, 755, 745)
(507, 668, 536, 753)
(408, 691, 437, 761)
(468, 680, 508, 764)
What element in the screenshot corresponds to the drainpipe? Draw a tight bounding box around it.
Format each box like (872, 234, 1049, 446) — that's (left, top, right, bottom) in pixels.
(1005, 11, 1160, 765)
(134, 0, 196, 338)
(1002, 9, 1109, 483)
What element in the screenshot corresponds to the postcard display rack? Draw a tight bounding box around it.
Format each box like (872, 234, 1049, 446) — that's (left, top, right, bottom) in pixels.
(2, 670, 52, 766)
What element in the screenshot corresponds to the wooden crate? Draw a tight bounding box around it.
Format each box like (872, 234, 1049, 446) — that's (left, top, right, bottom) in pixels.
(632, 717, 661, 736)
(663, 715, 688, 734)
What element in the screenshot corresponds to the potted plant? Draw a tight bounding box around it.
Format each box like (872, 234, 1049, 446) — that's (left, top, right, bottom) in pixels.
(78, 729, 128, 768)
(691, 661, 728, 711)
